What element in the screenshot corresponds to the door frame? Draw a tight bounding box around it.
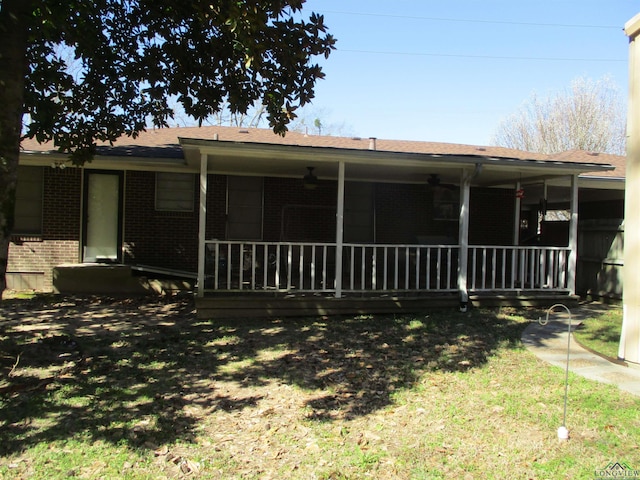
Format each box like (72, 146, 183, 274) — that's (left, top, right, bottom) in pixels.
(82, 170, 124, 263)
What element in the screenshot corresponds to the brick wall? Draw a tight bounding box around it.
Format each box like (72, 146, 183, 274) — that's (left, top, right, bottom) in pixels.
(124, 171, 199, 271)
(122, 173, 340, 269)
(8, 167, 82, 291)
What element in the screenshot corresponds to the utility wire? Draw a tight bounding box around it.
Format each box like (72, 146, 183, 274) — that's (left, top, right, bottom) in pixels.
(321, 10, 626, 62)
(337, 48, 627, 63)
(322, 10, 623, 30)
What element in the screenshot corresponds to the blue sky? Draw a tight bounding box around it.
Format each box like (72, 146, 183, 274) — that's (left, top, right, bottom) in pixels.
(300, 0, 639, 146)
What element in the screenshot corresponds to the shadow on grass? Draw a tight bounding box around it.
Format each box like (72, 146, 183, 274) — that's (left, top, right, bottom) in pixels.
(572, 309, 622, 360)
(578, 323, 621, 344)
(0, 294, 527, 456)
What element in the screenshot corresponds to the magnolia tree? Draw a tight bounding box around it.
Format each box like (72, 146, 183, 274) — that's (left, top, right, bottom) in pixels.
(492, 76, 627, 155)
(0, 0, 335, 297)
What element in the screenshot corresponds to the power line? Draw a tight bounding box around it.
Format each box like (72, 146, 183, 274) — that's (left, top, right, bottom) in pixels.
(338, 48, 627, 63)
(323, 10, 623, 30)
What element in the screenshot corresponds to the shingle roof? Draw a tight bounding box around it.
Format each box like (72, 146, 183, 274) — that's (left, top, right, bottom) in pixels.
(20, 125, 625, 177)
(549, 149, 625, 178)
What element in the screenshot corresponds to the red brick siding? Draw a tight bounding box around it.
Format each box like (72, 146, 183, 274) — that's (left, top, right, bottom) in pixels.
(123, 171, 200, 271)
(43, 167, 82, 240)
(8, 167, 82, 291)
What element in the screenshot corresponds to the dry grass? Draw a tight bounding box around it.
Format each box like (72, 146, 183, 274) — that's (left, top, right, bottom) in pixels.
(0, 294, 638, 479)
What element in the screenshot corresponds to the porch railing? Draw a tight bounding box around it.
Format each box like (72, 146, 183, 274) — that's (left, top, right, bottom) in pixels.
(205, 241, 336, 292)
(468, 246, 571, 292)
(342, 244, 458, 292)
(203, 240, 571, 294)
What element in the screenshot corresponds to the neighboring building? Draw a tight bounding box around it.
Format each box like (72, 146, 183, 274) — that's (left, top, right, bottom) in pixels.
(10, 126, 621, 316)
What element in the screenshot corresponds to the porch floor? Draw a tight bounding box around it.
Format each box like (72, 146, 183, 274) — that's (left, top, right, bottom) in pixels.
(195, 291, 579, 319)
(49, 264, 578, 318)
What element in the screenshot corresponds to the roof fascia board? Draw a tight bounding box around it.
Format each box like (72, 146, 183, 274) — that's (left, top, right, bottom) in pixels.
(483, 173, 625, 190)
(18, 152, 69, 167)
(578, 176, 625, 190)
(19, 152, 191, 172)
(89, 156, 190, 172)
(180, 137, 615, 175)
(625, 12, 640, 37)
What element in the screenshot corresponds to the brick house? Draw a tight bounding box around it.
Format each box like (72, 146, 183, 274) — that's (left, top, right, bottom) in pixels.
(11, 126, 622, 316)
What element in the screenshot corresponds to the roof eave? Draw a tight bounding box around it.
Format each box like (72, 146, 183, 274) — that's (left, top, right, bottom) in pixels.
(19, 150, 190, 172)
(179, 137, 615, 175)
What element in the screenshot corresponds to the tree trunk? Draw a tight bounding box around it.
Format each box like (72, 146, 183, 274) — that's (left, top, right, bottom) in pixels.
(0, 1, 32, 299)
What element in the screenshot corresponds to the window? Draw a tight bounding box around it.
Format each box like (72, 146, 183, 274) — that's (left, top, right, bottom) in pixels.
(155, 172, 195, 212)
(14, 166, 43, 235)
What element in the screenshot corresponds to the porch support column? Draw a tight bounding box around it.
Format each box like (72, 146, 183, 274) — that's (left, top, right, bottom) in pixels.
(197, 153, 208, 298)
(458, 164, 482, 310)
(567, 173, 579, 296)
(513, 181, 521, 245)
(458, 165, 482, 310)
(334, 161, 345, 298)
(620, 14, 640, 364)
(458, 171, 471, 310)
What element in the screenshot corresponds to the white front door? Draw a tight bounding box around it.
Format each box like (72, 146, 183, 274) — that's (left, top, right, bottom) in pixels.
(83, 172, 122, 263)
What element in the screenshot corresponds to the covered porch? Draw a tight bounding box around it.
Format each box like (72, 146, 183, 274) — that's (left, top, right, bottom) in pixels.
(179, 133, 613, 318)
(201, 241, 571, 294)
(195, 240, 573, 317)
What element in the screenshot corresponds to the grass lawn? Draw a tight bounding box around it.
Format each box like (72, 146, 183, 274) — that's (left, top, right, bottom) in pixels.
(1, 295, 639, 479)
(574, 306, 623, 360)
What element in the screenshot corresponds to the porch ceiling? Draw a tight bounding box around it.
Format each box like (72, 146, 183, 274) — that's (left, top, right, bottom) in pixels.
(180, 138, 615, 187)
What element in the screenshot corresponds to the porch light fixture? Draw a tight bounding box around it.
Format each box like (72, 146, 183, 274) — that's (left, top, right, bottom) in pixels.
(303, 167, 318, 190)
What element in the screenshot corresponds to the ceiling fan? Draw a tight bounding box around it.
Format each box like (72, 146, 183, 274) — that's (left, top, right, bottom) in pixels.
(427, 174, 457, 190)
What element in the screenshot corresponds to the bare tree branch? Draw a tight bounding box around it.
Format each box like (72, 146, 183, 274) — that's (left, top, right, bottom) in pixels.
(491, 76, 626, 155)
